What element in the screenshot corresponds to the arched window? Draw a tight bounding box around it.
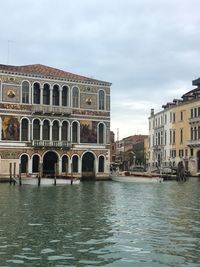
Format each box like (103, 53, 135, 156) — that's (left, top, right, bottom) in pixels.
(99, 90, 105, 110)
(72, 155, 78, 173)
(21, 118, 29, 141)
(33, 119, 40, 140)
(33, 83, 40, 104)
(43, 84, 50, 105)
(72, 87, 79, 108)
(98, 123, 104, 144)
(52, 121, 59, 140)
(98, 156, 104, 172)
(43, 120, 50, 140)
(62, 155, 68, 173)
(62, 86, 68, 106)
(62, 121, 68, 141)
(72, 122, 78, 143)
(22, 81, 29, 104)
(53, 85, 59, 106)
(32, 155, 40, 173)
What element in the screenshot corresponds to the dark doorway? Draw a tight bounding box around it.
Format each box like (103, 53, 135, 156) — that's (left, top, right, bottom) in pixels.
(197, 151, 200, 171)
(32, 155, 40, 173)
(21, 154, 28, 174)
(62, 155, 69, 173)
(82, 152, 95, 180)
(43, 151, 58, 177)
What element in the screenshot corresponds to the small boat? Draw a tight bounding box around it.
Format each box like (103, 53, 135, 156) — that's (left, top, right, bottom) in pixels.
(13, 177, 80, 186)
(110, 171, 163, 183)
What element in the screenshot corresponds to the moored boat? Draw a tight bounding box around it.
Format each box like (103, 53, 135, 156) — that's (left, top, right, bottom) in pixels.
(110, 171, 163, 183)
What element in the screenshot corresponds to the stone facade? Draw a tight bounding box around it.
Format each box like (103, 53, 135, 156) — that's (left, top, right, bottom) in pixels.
(0, 64, 111, 180)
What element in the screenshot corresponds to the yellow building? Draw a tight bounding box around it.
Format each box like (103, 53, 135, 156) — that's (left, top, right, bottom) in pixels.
(149, 77, 200, 175)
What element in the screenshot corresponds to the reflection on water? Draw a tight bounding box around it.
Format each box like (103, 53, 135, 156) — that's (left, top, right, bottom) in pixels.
(0, 179, 200, 266)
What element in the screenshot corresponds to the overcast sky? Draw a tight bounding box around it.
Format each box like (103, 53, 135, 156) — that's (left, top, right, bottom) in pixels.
(1, 0, 200, 139)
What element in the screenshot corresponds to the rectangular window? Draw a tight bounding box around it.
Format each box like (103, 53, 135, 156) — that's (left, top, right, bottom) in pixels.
(172, 149, 176, 158)
(173, 130, 176, 144)
(194, 108, 197, 117)
(180, 111, 183, 121)
(179, 149, 184, 158)
(198, 107, 200, 117)
(173, 113, 176, 123)
(191, 109, 193, 118)
(185, 149, 188, 157)
(180, 129, 183, 144)
(170, 130, 172, 145)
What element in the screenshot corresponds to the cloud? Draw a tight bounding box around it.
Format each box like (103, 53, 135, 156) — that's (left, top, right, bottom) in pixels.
(1, 0, 200, 138)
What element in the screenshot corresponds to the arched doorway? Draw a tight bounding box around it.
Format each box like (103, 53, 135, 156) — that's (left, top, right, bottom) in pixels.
(21, 154, 28, 174)
(197, 151, 200, 171)
(82, 152, 95, 180)
(62, 155, 69, 174)
(32, 155, 40, 173)
(43, 151, 58, 177)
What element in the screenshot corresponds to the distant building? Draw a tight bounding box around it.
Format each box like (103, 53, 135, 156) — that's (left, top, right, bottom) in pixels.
(0, 64, 111, 180)
(114, 134, 148, 170)
(148, 77, 200, 175)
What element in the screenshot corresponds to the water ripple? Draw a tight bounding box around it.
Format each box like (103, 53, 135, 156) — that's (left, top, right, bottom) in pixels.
(0, 180, 200, 266)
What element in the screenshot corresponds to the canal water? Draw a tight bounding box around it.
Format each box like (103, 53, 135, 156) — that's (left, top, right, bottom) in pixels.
(0, 179, 200, 267)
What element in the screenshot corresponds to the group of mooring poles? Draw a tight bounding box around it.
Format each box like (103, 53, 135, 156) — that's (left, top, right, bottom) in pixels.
(9, 162, 74, 186)
(9, 163, 26, 186)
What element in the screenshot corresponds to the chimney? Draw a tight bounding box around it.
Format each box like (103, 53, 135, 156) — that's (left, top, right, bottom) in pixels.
(150, 108, 154, 116)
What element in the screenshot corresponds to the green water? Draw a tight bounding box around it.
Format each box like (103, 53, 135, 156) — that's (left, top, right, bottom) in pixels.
(0, 179, 200, 267)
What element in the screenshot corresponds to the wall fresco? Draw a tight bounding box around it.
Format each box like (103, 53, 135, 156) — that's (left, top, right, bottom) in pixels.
(2, 116, 20, 141)
(80, 120, 97, 143)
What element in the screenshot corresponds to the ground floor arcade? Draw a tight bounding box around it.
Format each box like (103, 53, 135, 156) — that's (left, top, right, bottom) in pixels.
(0, 147, 110, 180)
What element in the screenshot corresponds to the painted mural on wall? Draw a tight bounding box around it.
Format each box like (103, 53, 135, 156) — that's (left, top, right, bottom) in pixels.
(80, 120, 97, 143)
(2, 116, 20, 140)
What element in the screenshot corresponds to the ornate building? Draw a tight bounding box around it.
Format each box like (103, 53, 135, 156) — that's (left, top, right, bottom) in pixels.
(0, 64, 111, 180)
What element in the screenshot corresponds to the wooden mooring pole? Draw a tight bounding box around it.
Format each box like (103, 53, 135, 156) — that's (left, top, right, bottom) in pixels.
(9, 163, 12, 185)
(38, 163, 41, 187)
(71, 163, 73, 185)
(19, 163, 22, 186)
(13, 162, 16, 186)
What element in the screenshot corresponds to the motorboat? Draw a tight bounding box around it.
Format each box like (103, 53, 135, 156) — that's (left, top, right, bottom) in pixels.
(13, 177, 80, 186)
(110, 171, 163, 183)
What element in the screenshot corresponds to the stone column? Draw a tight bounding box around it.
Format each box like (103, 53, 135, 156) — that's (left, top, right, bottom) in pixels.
(40, 85, 43, 105)
(59, 88, 62, 106)
(49, 121, 53, 141)
(50, 87, 53, 106)
(40, 121, 43, 140)
(59, 122, 62, 141)
(28, 121, 32, 141)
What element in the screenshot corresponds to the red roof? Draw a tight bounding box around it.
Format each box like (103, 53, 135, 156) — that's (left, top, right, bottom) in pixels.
(0, 63, 111, 85)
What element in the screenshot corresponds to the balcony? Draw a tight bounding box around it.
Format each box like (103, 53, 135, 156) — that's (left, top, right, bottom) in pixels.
(32, 140, 71, 149)
(189, 117, 200, 124)
(188, 139, 200, 147)
(32, 105, 72, 115)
